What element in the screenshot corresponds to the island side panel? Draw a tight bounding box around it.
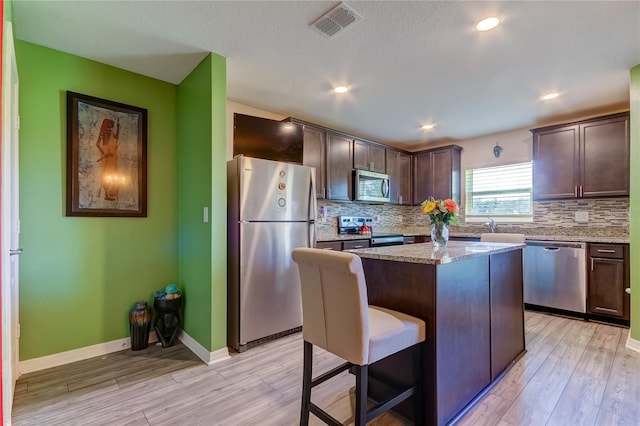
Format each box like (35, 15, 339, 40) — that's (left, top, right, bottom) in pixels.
(362, 258, 437, 425)
(435, 256, 491, 425)
(489, 248, 525, 380)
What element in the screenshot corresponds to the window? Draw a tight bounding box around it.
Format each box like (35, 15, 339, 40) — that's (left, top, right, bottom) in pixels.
(464, 162, 533, 222)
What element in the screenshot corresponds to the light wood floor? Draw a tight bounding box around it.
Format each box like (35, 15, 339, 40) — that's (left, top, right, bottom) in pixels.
(12, 311, 640, 425)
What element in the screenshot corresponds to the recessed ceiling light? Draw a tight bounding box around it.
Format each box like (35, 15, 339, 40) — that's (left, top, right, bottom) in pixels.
(541, 92, 560, 100)
(421, 124, 436, 130)
(334, 86, 349, 94)
(476, 17, 500, 32)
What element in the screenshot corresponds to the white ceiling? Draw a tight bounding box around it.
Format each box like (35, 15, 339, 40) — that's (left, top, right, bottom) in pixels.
(13, 1, 640, 149)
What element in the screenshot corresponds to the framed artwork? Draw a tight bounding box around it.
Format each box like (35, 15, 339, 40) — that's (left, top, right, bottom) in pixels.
(66, 91, 147, 217)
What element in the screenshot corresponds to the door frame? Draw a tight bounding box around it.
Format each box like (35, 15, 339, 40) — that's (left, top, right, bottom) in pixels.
(2, 20, 19, 422)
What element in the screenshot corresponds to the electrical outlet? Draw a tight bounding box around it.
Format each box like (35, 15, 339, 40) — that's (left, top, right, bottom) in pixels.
(574, 211, 589, 223)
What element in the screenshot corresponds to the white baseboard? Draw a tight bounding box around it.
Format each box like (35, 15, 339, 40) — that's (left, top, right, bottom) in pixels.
(19, 334, 158, 376)
(626, 330, 640, 354)
(178, 330, 230, 365)
(18, 331, 230, 376)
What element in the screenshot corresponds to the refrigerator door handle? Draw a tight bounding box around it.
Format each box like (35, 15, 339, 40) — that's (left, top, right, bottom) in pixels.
(309, 168, 317, 223)
(309, 166, 317, 249)
(309, 222, 316, 248)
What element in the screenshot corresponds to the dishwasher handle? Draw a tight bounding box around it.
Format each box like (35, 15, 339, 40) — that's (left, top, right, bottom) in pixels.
(543, 247, 560, 251)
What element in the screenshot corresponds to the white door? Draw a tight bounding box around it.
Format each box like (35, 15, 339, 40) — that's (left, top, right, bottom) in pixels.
(2, 21, 20, 422)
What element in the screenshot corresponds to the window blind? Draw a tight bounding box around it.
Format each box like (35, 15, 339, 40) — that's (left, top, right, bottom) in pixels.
(465, 162, 532, 220)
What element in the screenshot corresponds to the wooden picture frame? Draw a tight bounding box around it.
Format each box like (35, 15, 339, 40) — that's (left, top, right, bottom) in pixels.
(66, 91, 147, 217)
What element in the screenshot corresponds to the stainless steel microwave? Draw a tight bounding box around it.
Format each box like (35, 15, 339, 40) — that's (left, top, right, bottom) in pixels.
(354, 169, 390, 203)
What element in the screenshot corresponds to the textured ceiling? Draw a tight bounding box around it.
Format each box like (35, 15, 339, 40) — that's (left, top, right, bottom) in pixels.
(13, 1, 640, 149)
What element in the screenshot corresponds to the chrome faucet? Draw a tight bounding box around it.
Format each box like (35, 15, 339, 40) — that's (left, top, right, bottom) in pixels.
(485, 218, 497, 233)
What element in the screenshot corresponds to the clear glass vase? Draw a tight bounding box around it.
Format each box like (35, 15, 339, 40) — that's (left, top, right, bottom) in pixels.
(430, 222, 449, 248)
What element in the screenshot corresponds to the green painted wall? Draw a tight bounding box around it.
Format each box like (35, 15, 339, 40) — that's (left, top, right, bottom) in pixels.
(176, 57, 213, 349)
(209, 53, 227, 350)
(5, 0, 11, 22)
(630, 64, 640, 341)
(176, 54, 227, 351)
(15, 41, 178, 360)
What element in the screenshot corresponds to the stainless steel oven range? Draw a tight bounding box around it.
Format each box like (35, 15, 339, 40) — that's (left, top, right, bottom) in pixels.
(338, 216, 404, 247)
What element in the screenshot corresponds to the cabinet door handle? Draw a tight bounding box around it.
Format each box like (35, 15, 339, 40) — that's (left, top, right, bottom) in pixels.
(353, 245, 364, 248)
(591, 258, 594, 271)
(625, 288, 631, 294)
(574, 186, 578, 198)
(580, 185, 584, 197)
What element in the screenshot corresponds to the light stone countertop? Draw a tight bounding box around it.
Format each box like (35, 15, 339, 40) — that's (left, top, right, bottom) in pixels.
(317, 230, 629, 244)
(345, 240, 525, 265)
(317, 234, 374, 242)
(445, 232, 628, 244)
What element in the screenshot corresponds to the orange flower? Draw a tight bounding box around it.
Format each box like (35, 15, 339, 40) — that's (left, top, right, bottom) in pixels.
(420, 197, 459, 226)
(444, 199, 457, 213)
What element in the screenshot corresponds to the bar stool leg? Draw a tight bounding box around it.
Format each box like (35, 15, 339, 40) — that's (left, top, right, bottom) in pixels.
(354, 364, 368, 426)
(414, 343, 424, 425)
(300, 341, 313, 426)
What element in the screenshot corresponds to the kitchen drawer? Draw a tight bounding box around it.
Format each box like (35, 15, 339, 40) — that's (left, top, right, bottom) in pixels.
(316, 241, 342, 251)
(343, 239, 370, 250)
(589, 244, 623, 259)
(404, 235, 429, 244)
(450, 236, 480, 242)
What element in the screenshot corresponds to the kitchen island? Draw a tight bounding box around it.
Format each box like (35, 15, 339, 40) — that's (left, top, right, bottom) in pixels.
(347, 241, 525, 426)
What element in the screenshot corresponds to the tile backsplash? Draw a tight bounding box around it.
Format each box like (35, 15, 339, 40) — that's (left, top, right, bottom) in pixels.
(316, 198, 629, 240)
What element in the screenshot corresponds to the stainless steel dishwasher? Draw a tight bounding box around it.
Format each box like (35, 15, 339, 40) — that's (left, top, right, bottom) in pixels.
(523, 241, 587, 313)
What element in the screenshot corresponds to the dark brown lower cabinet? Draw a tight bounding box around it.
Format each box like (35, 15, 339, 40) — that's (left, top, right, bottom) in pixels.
(362, 249, 524, 426)
(588, 243, 629, 321)
(342, 239, 370, 250)
(489, 250, 525, 380)
(315, 239, 370, 251)
(315, 241, 342, 251)
(403, 235, 429, 244)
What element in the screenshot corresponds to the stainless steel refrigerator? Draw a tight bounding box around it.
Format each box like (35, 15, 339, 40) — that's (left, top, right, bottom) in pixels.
(227, 155, 316, 352)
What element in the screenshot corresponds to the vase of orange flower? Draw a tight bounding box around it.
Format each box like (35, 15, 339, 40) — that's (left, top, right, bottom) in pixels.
(420, 198, 459, 248)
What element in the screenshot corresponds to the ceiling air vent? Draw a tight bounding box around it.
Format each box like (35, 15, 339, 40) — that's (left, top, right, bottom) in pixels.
(311, 2, 362, 38)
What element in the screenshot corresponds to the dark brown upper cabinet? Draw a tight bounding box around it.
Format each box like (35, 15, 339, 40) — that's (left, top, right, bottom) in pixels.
(386, 149, 412, 205)
(353, 139, 386, 173)
(326, 132, 353, 201)
(294, 119, 354, 201)
(532, 112, 629, 200)
(288, 119, 327, 199)
(412, 145, 462, 205)
(233, 113, 304, 164)
(302, 124, 327, 199)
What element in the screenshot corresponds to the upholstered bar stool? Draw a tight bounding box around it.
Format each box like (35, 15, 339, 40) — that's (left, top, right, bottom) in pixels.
(292, 248, 426, 426)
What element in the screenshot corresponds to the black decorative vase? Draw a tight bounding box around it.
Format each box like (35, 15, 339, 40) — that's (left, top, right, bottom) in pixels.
(129, 301, 152, 351)
(153, 297, 183, 348)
